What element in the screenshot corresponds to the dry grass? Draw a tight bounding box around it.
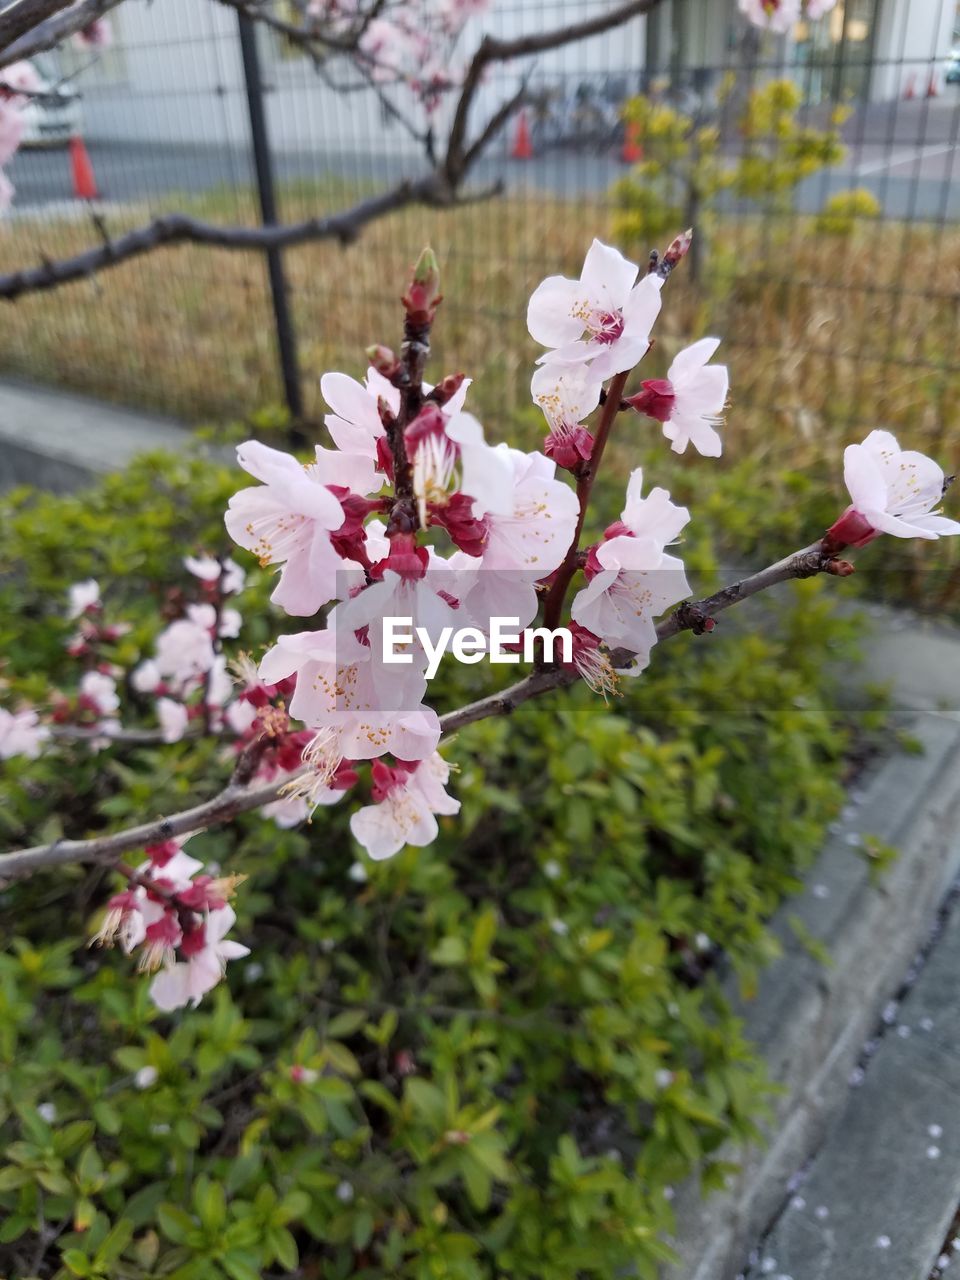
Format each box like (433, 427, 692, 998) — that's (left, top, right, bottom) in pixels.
(0, 181, 958, 477)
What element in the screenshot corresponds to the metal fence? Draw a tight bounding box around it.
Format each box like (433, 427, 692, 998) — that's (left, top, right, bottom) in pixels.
(0, 0, 958, 456)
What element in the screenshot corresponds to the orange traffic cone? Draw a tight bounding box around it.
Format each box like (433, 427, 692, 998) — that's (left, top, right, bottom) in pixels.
(926, 67, 940, 97)
(621, 119, 644, 164)
(511, 109, 533, 161)
(904, 72, 917, 100)
(69, 135, 99, 200)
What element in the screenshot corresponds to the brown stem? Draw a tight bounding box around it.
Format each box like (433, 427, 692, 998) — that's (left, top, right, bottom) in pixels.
(541, 369, 630, 630)
(0, 538, 846, 882)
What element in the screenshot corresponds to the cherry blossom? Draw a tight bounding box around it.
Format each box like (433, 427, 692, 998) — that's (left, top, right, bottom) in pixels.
(349, 753, 460, 860)
(184, 554, 246, 595)
(527, 239, 663, 381)
(738, 0, 801, 33)
(67, 579, 101, 618)
(149, 906, 250, 1012)
(225, 439, 380, 616)
(157, 698, 189, 744)
(472, 448, 580, 577)
(627, 338, 729, 458)
(805, 0, 838, 17)
(531, 364, 602, 471)
(80, 671, 120, 719)
(0, 707, 47, 760)
(73, 17, 113, 49)
(571, 470, 690, 669)
(827, 430, 960, 548)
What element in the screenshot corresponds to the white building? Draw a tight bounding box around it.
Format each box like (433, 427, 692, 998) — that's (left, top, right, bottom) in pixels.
(71, 0, 957, 154)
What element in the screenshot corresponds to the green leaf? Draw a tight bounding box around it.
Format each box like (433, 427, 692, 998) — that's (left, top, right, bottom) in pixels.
(157, 1202, 197, 1245)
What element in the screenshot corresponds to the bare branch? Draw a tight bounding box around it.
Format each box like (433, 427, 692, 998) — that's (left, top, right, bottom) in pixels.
(443, 0, 661, 181)
(0, 178, 442, 300)
(0, 538, 845, 881)
(0, 0, 123, 69)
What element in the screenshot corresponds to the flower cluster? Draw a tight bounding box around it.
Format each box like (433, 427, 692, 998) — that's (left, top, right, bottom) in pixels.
(738, 0, 837, 34)
(306, 0, 492, 112)
(0, 61, 41, 212)
(4, 235, 959, 1012)
(91, 835, 249, 1011)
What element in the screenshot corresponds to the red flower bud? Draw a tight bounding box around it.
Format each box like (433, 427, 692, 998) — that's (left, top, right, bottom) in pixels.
(366, 344, 401, 380)
(427, 373, 466, 407)
(663, 227, 694, 267)
(402, 247, 442, 325)
(626, 379, 676, 423)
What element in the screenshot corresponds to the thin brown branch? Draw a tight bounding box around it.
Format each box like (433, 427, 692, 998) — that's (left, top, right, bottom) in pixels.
(0, 538, 844, 881)
(0, 0, 122, 69)
(443, 0, 661, 181)
(541, 370, 630, 631)
(0, 178, 460, 301)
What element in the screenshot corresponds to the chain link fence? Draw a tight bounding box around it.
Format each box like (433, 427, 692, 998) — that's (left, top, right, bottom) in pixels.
(0, 0, 957, 457)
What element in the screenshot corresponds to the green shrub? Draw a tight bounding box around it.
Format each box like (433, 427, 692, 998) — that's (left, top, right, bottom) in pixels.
(0, 449, 864, 1279)
(815, 187, 883, 236)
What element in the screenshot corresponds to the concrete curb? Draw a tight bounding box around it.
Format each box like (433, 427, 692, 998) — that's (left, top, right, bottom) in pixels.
(666, 709, 960, 1279)
(0, 378, 194, 494)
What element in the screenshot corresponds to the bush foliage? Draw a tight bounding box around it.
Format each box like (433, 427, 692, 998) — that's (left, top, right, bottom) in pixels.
(0, 449, 865, 1279)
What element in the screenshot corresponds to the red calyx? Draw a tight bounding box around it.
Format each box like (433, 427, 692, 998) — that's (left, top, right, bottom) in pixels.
(626, 379, 676, 423)
(824, 506, 880, 552)
(372, 532, 429, 581)
(544, 425, 594, 471)
(429, 492, 488, 557)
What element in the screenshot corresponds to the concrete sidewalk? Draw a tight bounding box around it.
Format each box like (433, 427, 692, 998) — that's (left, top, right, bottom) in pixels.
(0, 378, 195, 494)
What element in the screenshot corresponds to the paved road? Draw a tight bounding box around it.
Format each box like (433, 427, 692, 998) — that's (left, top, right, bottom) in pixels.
(6, 92, 960, 221)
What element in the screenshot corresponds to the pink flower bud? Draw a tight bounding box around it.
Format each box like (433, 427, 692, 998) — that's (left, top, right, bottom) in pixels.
(366, 344, 401, 379)
(404, 402, 446, 452)
(402, 247, 442, 325)
(626, 379, 676, 423)
(663, 228, 694, 267)
(427, 373, 466, 407)
(428, 492, 487, 557)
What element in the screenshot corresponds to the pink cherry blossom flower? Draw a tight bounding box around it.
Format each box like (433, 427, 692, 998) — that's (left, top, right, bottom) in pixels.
(0, 61, 43, 106)
(259, 629, 441, 767)
(0, 706, 47, 759)
(73, 17, 113, 49)
(149, 906, 250, 1011)
(474, 448, 580, 578)
(0, 101, 24, 168)
(157, 698, 189, 744)
(131, 659, 162, 694)
(184, 555, 246, 595)
(738, 0, 801, 32)
(67, 579, 100, 619)
(349, 753, 460, 860)
(531, 364, 602, 471)
(527, 239, 663, 381)
(627, 338, 728, 457)
(155, 617, 216, 686)
(80, 671, 120, 718)
(571, 470, 690, 669)
(225, 439, 379, 617)
(827, 430, 960, 548)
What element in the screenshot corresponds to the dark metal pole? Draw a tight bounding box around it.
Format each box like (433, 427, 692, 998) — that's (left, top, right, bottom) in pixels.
(236, 11, 305, 435)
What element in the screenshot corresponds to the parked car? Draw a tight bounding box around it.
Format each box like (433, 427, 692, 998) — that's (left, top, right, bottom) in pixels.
(17, 54, 82, 147)
(946, 48, 960, 84)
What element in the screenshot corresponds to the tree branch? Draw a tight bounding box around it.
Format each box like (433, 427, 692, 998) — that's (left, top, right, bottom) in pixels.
(0, 538, 845, 881)
(0, 0, 123, 69)
(0, 178, 468, 301)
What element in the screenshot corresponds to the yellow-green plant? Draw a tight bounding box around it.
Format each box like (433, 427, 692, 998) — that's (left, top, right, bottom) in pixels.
(815, 187, 883, 236)
(613, 78, 849, 277)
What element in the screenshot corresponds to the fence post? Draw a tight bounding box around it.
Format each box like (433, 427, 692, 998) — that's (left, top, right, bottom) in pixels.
(236, 11, 306, 442)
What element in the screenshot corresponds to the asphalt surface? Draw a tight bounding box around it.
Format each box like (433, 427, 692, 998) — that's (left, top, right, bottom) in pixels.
(6, 92, 960, 222)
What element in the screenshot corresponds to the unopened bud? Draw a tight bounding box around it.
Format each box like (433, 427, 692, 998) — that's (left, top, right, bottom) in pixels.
(427, 372, 466, 407)
(626, 379, 675, 424)
(825, 558, 856, 577)
(402, 247, 442, 325)
(366, 344, 401, 379)
(663, 228, 694, 267)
